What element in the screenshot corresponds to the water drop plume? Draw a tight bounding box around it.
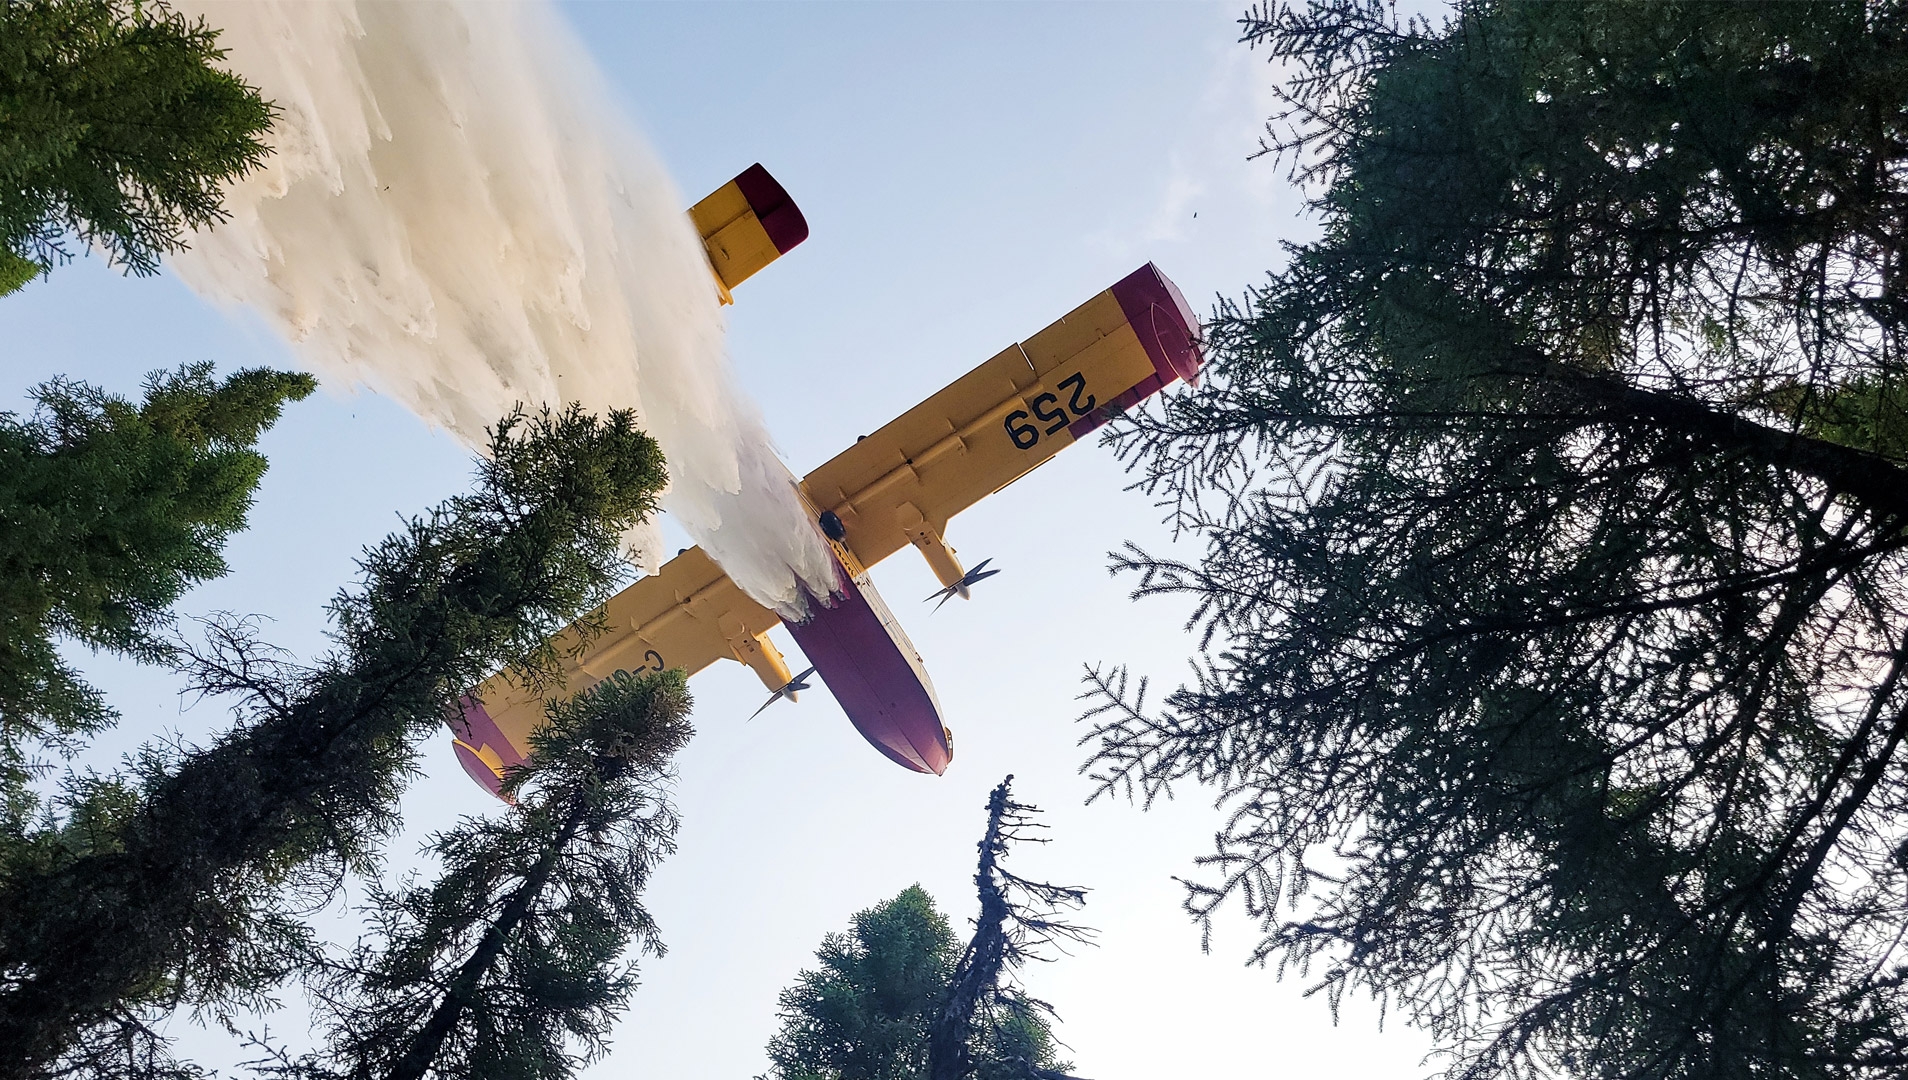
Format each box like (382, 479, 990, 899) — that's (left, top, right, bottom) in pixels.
(170, 0, 835, 619)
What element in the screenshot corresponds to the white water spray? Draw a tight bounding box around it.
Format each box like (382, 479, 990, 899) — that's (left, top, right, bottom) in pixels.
(170, 0, 835, 619)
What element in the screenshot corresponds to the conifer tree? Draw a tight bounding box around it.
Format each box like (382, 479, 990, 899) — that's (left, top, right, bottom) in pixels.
(253, 669, 692, 1080)
(764, 778, 1085, 1080)
(928, 779, 1087, 1080)
(767, 885, 957, 1080)
(0, 0, 273, 294)
(1085, 2, 1908, 1077)
(0, 405, 665, 1079)
(0, 363, 315, 815)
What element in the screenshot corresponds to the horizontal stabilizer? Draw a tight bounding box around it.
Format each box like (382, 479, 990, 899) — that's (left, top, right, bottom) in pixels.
(690, 163, 810, 295)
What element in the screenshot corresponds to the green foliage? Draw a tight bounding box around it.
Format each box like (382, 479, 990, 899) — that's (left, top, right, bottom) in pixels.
(278, 669, 693, 1080)
(1086, 2, 1908, 1078)
(927, 779, 1084, 1080)
(0, 363, 314, 807)
(0, 405, 666, 1079)
(1770, 375, 1908, 464)
(767, 780, 1082, 1080)
(767, 885, 957, 1080)
(969, 1006, 1064, 1080)
(0, 250, 39, 295)
(0, 0, 273, 292)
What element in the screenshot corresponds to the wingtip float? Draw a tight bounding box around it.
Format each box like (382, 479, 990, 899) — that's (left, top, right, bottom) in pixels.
(450, 164, 1203, 798)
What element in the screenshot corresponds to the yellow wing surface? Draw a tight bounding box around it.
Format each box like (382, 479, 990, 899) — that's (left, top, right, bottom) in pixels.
(450, 264, 1200, 790)
(802, 264, 1199, 590)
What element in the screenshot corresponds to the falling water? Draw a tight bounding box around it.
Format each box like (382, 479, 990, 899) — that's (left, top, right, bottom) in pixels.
(170, 0, 836, 619)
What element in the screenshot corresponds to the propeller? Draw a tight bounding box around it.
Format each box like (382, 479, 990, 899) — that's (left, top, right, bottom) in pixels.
(924, 558, 1001, 611)
(748, 666, 816, 721)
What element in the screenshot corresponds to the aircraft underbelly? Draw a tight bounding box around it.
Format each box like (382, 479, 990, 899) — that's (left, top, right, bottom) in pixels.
(783, 569, 952, 775)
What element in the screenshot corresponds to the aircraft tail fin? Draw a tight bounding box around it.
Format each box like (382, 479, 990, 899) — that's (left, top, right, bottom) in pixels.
(690, 164, 810, 299)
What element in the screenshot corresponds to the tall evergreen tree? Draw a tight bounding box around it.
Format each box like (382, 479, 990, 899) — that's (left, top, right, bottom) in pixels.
(248, 669, 692, 1080)
(1084, 2, 1908, 1078)
(764, 779, 1084, 1080)
(927, 779, 1086, 1080)
(767, 885, 958, 1080)
(0, 0, 274, 294)
(0, 405, 666, 1079)
(0, 363, 314, 813)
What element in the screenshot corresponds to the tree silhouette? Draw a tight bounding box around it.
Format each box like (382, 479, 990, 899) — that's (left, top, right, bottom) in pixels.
(1, 406, 665, 1078)
(1086, 2, 1908, 1077)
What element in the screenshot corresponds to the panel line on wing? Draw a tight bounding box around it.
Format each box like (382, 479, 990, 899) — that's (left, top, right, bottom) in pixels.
(830, 399, 1015, 520)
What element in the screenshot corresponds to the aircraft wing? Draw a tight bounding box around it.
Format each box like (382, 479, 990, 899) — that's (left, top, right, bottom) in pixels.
(451, 546, 787, 794)
(800, 263, 1200, 587)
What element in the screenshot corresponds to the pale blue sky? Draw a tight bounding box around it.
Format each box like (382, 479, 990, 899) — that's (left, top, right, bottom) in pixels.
(2, 3, 1436, 1076)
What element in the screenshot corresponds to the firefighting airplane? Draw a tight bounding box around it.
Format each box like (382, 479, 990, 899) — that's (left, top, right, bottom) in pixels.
(448, 165, 1202, 797)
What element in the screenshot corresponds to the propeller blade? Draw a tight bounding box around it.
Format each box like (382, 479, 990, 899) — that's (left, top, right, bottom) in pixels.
(925, 559, 1002, 611)
(748, 667, 817, 721)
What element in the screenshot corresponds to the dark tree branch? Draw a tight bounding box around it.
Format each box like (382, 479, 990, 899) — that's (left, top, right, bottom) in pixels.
(930, 777, 1093, 1080)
